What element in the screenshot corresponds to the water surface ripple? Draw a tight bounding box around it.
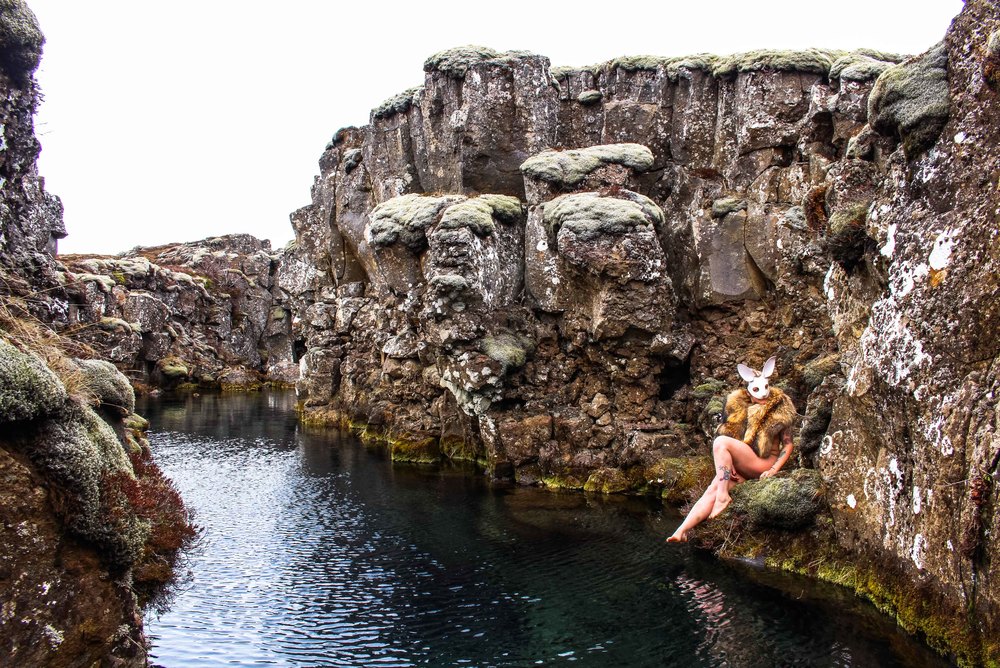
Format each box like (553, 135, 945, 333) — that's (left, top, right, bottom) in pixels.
(142, 392, 947, 668)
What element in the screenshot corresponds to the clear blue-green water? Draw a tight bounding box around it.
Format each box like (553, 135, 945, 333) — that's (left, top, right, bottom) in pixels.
(140, 391, 947, 668)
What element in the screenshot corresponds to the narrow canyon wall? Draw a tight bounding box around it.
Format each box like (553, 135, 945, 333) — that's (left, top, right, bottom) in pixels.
(1, 3, 195, 665)
(285, 1, 999, 661)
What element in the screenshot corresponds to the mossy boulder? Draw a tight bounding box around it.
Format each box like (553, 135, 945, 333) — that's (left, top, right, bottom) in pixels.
(577, 89, 602, 105)
(75, 358, 135, 417)
(826, 201, 871, 267)
(584, 467, 629, 494)
(0, 337, 67, 423)
(24, 401, 147, 567)
(829, 52, 901, 81)
(867, 42, 950, 157)
(368, 194, 465, 250)
(520, 143, 654, 188)
(543, 190, 663, 241)
(711, 197, 747, 219)
(482, 333, 530, 370)
(729, 468, 825, 530)
(156, 356, 189, 380)
(437, 195, 524, 236)
(0, 0, 44, 80)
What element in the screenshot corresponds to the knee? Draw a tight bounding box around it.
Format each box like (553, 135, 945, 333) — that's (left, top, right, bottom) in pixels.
(712, 436, 728, 455)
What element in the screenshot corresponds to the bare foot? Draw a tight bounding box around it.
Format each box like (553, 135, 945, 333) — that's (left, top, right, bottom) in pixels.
(666, 531, 687, 543)
(709, 493, 731, 519)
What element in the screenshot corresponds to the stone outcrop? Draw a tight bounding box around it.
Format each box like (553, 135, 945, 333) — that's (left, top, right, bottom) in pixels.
(1, 4, 196, 665)
(284, 2, 1000, 661)
(59, 234, 298, 390)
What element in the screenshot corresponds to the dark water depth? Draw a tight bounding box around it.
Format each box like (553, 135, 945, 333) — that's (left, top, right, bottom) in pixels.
(140, 391, 947, 668)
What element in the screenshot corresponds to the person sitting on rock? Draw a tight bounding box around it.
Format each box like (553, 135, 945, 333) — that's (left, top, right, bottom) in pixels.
(667, 356, 796, 543)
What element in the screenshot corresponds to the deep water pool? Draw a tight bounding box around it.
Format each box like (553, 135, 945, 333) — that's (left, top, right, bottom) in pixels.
(140, 391, 947, 668)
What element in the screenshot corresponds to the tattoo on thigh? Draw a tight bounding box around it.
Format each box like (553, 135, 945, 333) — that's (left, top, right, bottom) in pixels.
(719, 465, 732, 481)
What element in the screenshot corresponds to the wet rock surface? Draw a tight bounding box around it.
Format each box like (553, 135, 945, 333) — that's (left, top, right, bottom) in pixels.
(283, 3, 1000, 661)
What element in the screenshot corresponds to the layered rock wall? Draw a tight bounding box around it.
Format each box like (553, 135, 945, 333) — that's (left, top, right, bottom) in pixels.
(286, 5, 1000, 661)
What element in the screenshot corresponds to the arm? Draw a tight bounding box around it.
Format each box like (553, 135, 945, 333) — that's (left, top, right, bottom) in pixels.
(759, 430, 794, 479)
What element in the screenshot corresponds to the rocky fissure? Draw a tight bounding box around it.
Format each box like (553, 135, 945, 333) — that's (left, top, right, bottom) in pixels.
(278, 2, 999, 662)
(2, 0, 1000, 664)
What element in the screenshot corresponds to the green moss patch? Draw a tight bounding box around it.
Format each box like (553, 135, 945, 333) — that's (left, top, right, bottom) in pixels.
(520, 143, 654, 188)
(437, 195, 524, 236)
(0, 337, 67, 423)
(729, 469, 825, 530)
(368, 193, 465, 250)
(584, 468, 629, 494)
(372, 86, 423, 120)
(482, 333, 530, 370)
(867, 42, 950, 157)
(543, 190, 663, 241)
(75, 358, 135, 417)
(712, 48, 843, 77)
(711, 197, 747, 219)
(423, 46, 537, 78)
(830, 52, 900, 81)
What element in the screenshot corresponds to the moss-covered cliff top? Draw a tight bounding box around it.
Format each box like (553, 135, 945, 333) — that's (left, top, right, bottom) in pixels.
(551, 47, 907, 82)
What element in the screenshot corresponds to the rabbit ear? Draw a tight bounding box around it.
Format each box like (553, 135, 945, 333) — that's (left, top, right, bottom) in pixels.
(761, 356, 777, 378)
(737, 363, 758, 382)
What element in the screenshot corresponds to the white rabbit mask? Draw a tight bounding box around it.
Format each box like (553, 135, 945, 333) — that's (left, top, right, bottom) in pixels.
(737, 356, 776, 400)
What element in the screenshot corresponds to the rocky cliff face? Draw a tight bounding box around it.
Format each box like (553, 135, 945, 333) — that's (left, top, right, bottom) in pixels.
(58, 234, 298, 390)
(285, 2, 999, 661)
(1, 3, 196, 665)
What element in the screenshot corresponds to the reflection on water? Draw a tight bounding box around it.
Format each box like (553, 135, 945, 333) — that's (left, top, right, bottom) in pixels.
(141, 391, 947, 667)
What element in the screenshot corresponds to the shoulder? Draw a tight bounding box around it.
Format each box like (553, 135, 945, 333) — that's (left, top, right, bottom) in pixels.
(724, 388, 750, 411)
(770, 388, 797, 420)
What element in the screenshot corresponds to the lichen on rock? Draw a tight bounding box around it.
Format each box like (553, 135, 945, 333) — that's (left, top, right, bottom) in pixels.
(0, 337, 67, 422)
(829, 51, 902, 81)
(423, 45, 501, 78)
(867, 42, 950, 156)
(482, 333, 529, 370)
(520, 143, 655, 188)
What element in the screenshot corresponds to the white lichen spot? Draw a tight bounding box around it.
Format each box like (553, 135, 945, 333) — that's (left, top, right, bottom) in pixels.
(912, 485, 922, 514)
(928, 229, 957, 271)
(954, 131, 966, 144)
(911, 533, 926, 570)
(824, 263, 836, 301)
(880, 223, 897, 258)
(776, 237, 783, 250)
(846, 494, 857, 509)
(43, 624, 64, 649)
(946, 539, 954, 552)
(536, 239, 548, 252)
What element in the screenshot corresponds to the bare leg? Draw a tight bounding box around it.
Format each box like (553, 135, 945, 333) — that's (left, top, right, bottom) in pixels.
(710, 435, 777, 518)
(667, 481, 719, 542)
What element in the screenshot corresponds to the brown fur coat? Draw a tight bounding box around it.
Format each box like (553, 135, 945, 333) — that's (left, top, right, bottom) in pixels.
(717, 387, 797, 457)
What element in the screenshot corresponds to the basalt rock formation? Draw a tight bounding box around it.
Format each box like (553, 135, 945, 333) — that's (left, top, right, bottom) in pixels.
(285, 1, 1000, 662)
(59, 234, 298, 390)
(1, 3, 196, 665)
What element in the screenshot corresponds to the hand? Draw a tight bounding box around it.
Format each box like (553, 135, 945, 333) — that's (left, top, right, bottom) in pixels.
(759, 467, 776, 479)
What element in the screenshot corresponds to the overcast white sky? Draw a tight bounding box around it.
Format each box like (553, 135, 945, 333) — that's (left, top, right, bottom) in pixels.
(29, 0, 963, 255)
